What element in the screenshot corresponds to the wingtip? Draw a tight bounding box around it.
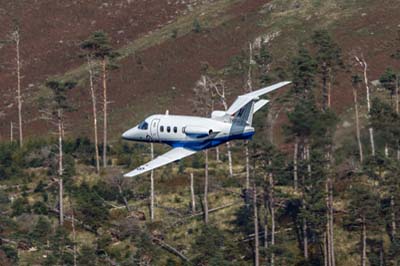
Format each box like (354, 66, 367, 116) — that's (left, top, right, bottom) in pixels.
(123, 172, 136, 178)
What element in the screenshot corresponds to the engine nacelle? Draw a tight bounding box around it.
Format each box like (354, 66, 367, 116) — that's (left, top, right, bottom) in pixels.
(211, 110, 231, 122)
(211, 110, 225, 119)
(184, 126, 212, 136)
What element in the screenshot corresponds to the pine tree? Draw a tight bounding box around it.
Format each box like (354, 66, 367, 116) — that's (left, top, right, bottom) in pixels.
(80, 31, 118, 169)
(45, 79, 76, 225)
(312, 30, 343, 109)
(346, 184, 382, 266)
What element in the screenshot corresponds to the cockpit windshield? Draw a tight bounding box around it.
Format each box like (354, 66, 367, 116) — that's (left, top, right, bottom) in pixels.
(138, 121, 148, 130)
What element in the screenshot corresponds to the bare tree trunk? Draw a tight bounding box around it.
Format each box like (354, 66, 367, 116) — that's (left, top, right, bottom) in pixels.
(301, 143, 308, 260)
(324, 232, 329, 266)
(247, 42, 253, 92)
(227, 142, 233, 177)
(211, 81, 233, 176)
(396, 75, 399, 160)
(58, 109, 64, 226)
(353, 87, 364, 163)
(264, 212, 269, 265)
(10, 122, 14, 142)
(369, 127, 376, 156)
(190, 172, 196, 213)
(116, 178, 130, 212)
(303, 206, 308, 260)
(253, 183, 260, 266)
(306, 144, 312, 179)
(215, 147, 220, 162)
(385, 144, 389, 158)
(245, 141, 250, 192)
(204, 150, 209, 224)
(362, 219, 366, 266)
(102, 58, 108, 168)
(269, 171, 275, 266)
(245, 42, 253, 204)
(70, 203, 77, 266)
(87, 56, 100, 173)
(329, 177, 336, 266)
(150, 143, 155, 221)
(355, 56, 375, 156)
(391, 196, 397, 238)
(294, 138, 299, 192)
(328, 75, 332, 109)
(326, 182, 332, 266)
(396, 74, 399, 114)
(13, 30, 23, 147)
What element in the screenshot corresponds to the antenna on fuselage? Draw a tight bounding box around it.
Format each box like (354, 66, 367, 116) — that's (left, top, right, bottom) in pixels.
(165, 110, 169, 115)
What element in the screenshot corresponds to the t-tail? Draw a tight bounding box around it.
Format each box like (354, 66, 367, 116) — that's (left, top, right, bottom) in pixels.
(211, 81, 291, 127)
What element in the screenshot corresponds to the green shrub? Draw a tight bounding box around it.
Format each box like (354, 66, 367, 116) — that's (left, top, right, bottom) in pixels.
(193, 18, 201, 33)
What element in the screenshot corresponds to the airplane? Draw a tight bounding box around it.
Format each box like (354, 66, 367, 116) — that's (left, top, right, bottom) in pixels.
(122, 81, 291, 177)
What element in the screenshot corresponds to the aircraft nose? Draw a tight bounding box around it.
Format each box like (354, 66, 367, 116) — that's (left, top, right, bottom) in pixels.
(122, 128, 135, 140)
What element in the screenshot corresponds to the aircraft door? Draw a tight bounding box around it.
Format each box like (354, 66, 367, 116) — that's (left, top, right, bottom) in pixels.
(150, 119, 160, 140)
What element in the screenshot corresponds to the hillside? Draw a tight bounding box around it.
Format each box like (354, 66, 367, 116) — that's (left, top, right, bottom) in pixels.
(0, 0, 399, 141)
(1, 0, 400, 265)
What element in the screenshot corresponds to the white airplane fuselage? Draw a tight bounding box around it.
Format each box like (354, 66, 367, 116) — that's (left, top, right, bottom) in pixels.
(122, 114, 255, 151)
(121, 81, 291, 177)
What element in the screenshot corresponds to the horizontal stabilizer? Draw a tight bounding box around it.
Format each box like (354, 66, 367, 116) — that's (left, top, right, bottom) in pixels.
(253, 99, 269, 113)
(226, 81, 291, 115)
(124, 147, 197, 178)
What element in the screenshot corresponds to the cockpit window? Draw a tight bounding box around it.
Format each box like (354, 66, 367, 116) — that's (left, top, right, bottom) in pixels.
(138, 121, 148, 130)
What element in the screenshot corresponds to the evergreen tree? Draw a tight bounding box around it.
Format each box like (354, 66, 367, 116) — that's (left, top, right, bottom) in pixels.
(80, 31, 118, 168)
(312, 30, 343, 109)
(191, 225, 232, 265)
(291, 47, 317, 97)
(380, 68, 397, 96)
(346, 184, 383, 266)
(369, 98, 400, 156)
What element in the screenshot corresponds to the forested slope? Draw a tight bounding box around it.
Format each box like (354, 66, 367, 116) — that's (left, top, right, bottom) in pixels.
(1, 0, 400, 265)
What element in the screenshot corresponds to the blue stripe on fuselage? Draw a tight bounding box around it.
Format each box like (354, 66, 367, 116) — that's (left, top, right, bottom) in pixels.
(163, 131, 255, 151)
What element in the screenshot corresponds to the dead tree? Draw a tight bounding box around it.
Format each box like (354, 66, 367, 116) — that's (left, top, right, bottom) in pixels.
(190, 172, 196, 213)
(204, 149, 209, 224)
(87, 56, 100, 173)
(245, 42, 254, 196)
(192, 75, 212, 224)
(253, 183, 259, 266)
(57, 109, 64, 225)
(10, 122, 14, 142)
(355, 55, 375, 156)
(268, 163, 276, 266)
(10, 29, 23, 147)
(293, 138, 299, 192)
(150, 143, 155, 221)
(69, 200, 77, 266)
(210, 79, 233, 176)
(352, 75, 364, 163)
(102, 58, 108, 167)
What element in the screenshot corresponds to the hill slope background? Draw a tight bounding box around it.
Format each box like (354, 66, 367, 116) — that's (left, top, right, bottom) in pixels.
(1, 0, 400, 265)
(0, 0, 399, 141)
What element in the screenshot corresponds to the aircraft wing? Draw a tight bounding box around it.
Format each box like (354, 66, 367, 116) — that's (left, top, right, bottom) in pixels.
(226, 81, 291, 115)
(123, 147, 197, 178)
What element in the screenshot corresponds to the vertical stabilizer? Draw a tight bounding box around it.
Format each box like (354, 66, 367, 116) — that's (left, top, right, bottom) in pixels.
(230, 101, 255, 135)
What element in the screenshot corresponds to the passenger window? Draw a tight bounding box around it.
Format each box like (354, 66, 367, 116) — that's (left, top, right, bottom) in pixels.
(173, 126, 177, 133)
(167, 126, 171, 133)
(160, 126, 164, 132)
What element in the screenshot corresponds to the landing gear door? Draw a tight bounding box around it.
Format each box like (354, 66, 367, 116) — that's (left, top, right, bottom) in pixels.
(150, 119, 160, 140)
